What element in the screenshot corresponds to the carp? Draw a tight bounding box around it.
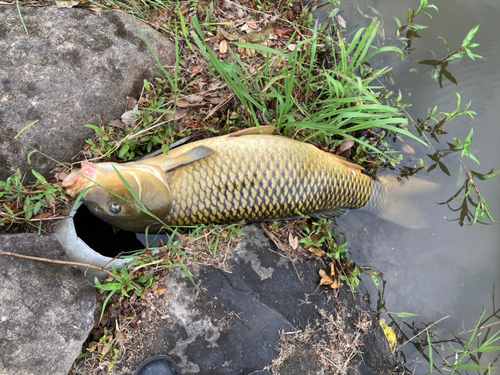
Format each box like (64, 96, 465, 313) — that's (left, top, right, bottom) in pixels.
(63, 126, 435, 232)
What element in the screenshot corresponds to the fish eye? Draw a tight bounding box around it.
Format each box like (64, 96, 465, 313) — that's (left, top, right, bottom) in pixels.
(108, 202, 122, 215)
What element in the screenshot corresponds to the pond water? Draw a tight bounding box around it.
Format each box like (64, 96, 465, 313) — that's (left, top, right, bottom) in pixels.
(318, 0, 500, 371)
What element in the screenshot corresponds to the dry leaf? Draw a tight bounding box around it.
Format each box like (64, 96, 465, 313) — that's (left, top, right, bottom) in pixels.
(246, 48, 255, 57)
(319, 269, 328, 278)
(320, 275, 334, 286)
(335, 138, 355, 154)
(220, 30, 239, 41)
(166, 109, 187, 121)
(402, 144, 415, 154)
(330, 278, 342, 289)
(246, 19, 258, 29)
(287, 43, 297, 51)
(308, 246, 326, 257)
(329, 262, 336, 276)
(89, 7, 101, 11)
(288, 232, 299, 250)
(126, 96, 138, 111)
(244, 24, 272, 43)
(175, 99, 190, 108)
(55, 1, 80, 8)
(238, 37, 245, 53)
(108, 118, 125, 129)
(153, 286, 168, 297)
(121, 105, 140, 125)
(191, 65, 203, 76)
(206, 97, 224, 105)
(337, 14, 347, 29)
(219, 39, 228, 54)
(185, 94, 204, 104)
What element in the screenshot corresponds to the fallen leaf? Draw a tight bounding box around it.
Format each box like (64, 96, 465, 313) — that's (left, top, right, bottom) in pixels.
(319, 269, 328, 278)
(89, 7, 101, 11)
(288, 232, 298, 250)
(121, 105, 141, 125)
(330, 278, 342, 289)
(191, 65, 203, 76)
(165, 109, 187, 121)
(329, 262, 336, 276)
(237, 37, 245, 53)
(402, 144, 415, 154)
(246, 19, 258, 29)
(219, 39, 228, 54)
(185, 94, 204, 104)
(320, 275, 334, 286)
(220, 30, 239, 41)
(108, 118, 125, 129)
(55, 1, 79, 8)
(287, 43, 297, 51)
(308, 246, 326, 257)
(244, 24, 272, 43)
(335, 138, 355, 154)
(337, 14, 347, 29)
(153, 286, 168, 297)
(175, 99, 190, 108)
(126, 96, 138, 111)
(206, 97, 224, 105)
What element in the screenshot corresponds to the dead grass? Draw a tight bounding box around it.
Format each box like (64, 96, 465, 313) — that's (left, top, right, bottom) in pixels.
(270, 299, 371, 375)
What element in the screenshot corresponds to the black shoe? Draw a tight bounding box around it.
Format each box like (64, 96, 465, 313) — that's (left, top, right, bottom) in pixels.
(133, 355, 182, 375)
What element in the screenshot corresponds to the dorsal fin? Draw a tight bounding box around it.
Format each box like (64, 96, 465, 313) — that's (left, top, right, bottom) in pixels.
(227, 125, 275, 137)
(333, 154, 365, 171)
(161, 145, 215, 172)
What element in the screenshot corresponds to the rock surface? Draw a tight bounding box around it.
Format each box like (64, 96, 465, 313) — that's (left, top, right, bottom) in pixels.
(0, 234, 96, 375)
(0, 5, 174, 181)
(111, 225, 393, 375)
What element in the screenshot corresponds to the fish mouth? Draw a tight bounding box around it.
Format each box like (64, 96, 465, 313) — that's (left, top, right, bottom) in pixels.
(62, 161, 97, 189)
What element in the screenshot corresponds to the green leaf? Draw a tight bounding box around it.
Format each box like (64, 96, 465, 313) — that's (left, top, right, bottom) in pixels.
(427, 331, 433, 372)
(31, 170, 47, 184)
(396, 312, 418, 317)
(470, 169, 500, 180)
(438, 36, 450, 52)
(473, 346, 500, 352)
(15, 119, 39, 139)
(462, 24, 480, 48)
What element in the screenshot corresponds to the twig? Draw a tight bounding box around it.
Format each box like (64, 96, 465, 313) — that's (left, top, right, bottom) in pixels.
(233, 312, 251, 329)
(258, 324, 270, 340)
(399, 316, 450, 348)
(0, 250, 113, 276)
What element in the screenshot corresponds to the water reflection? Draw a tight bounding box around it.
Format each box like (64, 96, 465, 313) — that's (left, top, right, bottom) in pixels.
(316, 0, 500, 372)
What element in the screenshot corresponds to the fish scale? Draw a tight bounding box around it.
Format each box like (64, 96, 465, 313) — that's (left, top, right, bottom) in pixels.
(160, 135, 373, 226)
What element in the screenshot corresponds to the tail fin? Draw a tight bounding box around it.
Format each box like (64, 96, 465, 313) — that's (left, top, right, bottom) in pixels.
(363, 175, 439, 229)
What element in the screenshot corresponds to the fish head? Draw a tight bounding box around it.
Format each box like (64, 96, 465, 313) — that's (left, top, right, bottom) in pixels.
(62, 161, 172, 232)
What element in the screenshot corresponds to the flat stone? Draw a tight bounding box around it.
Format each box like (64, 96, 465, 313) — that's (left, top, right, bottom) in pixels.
(111, 225, 393, 375)
(0, 234, 96, 375)
(0, 5, 174, 181)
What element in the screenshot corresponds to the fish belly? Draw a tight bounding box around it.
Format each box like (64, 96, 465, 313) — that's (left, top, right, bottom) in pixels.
(161, 135, 372, 225)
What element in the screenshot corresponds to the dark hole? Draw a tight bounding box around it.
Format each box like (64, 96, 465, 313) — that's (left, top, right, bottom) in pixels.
(73, 204, 171, 258)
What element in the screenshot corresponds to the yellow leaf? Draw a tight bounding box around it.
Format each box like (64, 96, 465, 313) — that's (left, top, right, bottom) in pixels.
(329, 262, 336, 276)
(330, 278, 342, 289)
(319, 269, 328, 278)
(379, 319, 397, 350)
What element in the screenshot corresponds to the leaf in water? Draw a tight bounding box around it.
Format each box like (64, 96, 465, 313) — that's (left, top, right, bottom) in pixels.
(438, 162, 451, 176)
(288, 232, 298, 250)
(308, 246, 326, 257)
(418, 59, 440, 66)
(337, 14, 346, 28)
(401, 144, 415, 154)
(441, 67, 458, 85)
(396, 312, 418, 317)
(219, 39, 228, 54)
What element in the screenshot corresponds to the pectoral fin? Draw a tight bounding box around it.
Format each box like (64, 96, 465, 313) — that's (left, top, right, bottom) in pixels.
(162, 145, 215, 172)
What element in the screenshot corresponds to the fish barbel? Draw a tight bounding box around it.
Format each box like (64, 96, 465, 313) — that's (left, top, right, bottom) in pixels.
(63, 126, 434, 232)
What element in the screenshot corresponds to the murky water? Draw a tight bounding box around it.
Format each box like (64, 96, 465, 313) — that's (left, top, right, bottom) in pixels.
(318, 0, 500, 371)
